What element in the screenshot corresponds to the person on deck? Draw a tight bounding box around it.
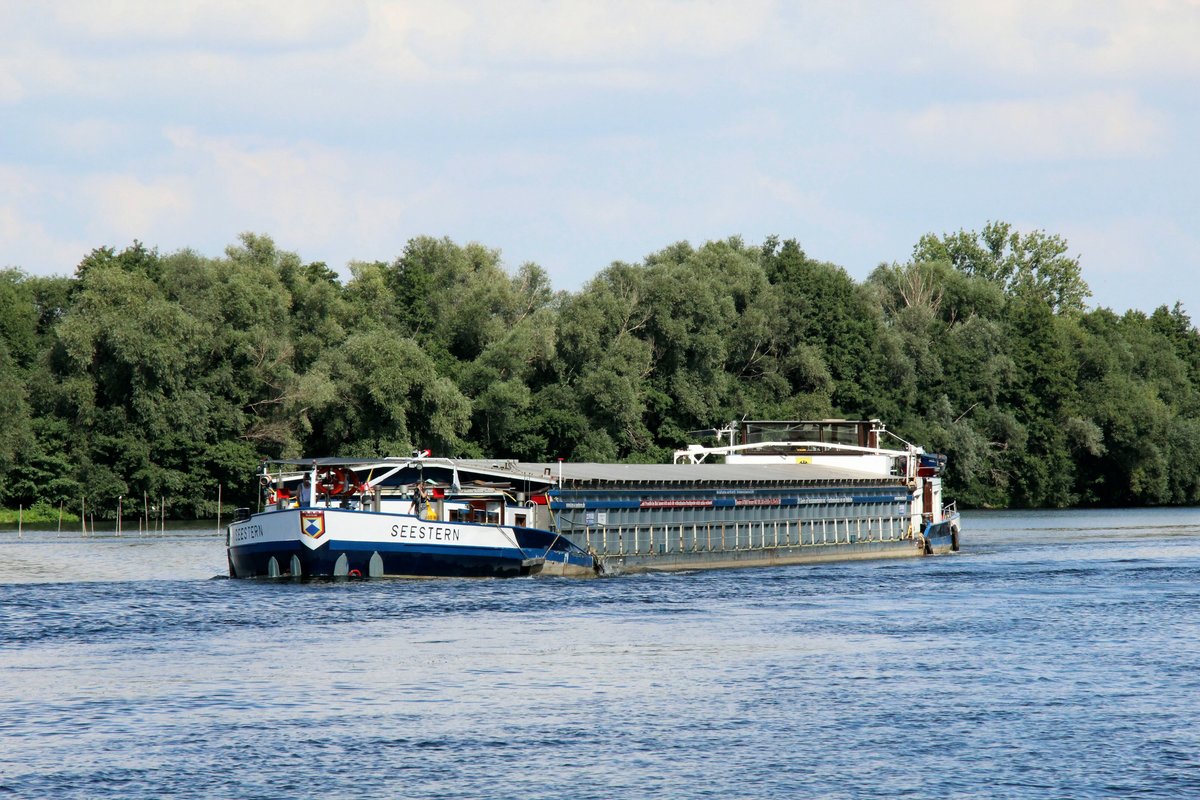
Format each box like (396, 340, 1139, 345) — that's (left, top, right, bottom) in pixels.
(412, 483, 427, 518)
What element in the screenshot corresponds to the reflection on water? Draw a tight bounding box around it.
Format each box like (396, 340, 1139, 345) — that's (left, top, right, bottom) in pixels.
(1, 509, 1198, 799)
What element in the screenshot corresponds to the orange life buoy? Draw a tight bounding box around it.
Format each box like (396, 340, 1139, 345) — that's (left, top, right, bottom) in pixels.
(318, 468, 350, 496)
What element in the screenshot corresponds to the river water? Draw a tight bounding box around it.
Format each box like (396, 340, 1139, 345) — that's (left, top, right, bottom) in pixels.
(1, 508, 1197, 799)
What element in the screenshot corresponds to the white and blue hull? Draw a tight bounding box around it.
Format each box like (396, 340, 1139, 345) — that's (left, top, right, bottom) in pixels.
(227, 507, 595, 579)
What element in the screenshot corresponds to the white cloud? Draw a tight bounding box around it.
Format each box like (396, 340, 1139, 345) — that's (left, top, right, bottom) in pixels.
(163, 128, 424, 264)
(77, 174, 193, 242)
(927, 1, 1200, 81)
(457, 0, 773, 65)
(0, 65, 21, 103)
(346, 0, 779, 91)
(49, 118, 135, 156)
(1060, 216, 1200, 315)
(349, 1, 447, 81)
(0, 165, 39, 202)
(0, 205, 91, 274)
(0, 37, 78, 105)
(7, 0, 781, 105)
(48, 0, 368, 50)
(896, 92, 1166, 162)
(3, 0, 1197, 112)
(0, 0, 1196, 309)
(0, 1, 376, 106)
(754, 176, 832, 228)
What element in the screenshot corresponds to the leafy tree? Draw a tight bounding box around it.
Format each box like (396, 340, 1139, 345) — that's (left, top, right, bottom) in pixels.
(913, 221, 1090, 313)
(1, 226, 1198, 516)
(0, 269, 39, 367)
(307, 331, 472, 457)
(0, 341, 32, 502)
(554, 262, 655, 457)
(763, 237, 898, 419)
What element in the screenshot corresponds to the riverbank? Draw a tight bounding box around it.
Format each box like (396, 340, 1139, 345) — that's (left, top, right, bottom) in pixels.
(0, 503, 80, 526)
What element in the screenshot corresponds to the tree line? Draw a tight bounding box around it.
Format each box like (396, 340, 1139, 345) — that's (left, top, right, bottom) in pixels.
(2, 222, 1198, 517)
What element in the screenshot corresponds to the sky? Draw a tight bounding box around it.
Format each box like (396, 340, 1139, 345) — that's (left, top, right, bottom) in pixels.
(2, 1, 1198, 317)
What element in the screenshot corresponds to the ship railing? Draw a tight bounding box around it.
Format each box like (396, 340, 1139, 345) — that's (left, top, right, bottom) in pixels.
(569, 514, 915, 557)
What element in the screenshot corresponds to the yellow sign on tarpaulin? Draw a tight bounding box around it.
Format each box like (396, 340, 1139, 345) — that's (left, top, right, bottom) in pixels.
(795, 457, 812, 464)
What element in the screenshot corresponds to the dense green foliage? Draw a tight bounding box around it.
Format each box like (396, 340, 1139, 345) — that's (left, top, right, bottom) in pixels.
(2, 224, 1198, 516)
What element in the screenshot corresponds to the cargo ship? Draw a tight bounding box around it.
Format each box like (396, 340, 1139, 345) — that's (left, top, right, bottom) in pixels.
(226, 419, 959, 578)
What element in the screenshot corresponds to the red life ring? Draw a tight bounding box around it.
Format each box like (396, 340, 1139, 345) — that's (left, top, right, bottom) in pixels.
(318, 468, 349, 496)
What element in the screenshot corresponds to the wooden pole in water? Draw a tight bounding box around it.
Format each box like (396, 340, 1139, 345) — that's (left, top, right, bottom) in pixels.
(160, 496, 165, 534)
(143, 492, 148, 535)
(216, 484, 222, 535)
(117, 495, 122, 536)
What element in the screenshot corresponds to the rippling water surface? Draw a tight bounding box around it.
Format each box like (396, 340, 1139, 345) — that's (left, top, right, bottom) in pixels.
(1, 509, 1198, 799)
